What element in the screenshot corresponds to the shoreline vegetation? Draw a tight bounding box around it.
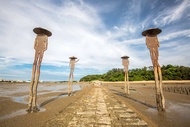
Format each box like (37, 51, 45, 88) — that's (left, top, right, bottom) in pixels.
(101, 80, 190, 84)
(80, 64, 190, 82)
(1, 80, 190, 85)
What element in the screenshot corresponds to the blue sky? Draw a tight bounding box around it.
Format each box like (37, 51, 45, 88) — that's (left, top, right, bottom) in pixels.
(0, 0, 190, 81)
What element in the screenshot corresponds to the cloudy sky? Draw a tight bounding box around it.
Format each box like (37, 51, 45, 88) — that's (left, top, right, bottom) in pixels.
(0, 0, 190, 81)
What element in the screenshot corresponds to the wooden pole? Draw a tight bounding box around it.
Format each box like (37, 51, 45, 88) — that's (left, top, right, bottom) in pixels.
(158, 66, 165, 110)
(127, 72, 129, 94)
(124, 71, 127, 93)
(142, 28, 165, 111)
(27, 27, 52, 113)
(121, 56, 129, 94)
(68, 56, 79, 96)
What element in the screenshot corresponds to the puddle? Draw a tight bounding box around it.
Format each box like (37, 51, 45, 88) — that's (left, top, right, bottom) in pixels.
(146, 101, 190, 127)
(1, 84, 81, 104)
(0, 83, 81, 97)
(147, 101, 190, 113)
(0, 108, 46, 121)
(11, 95, 28, 104)
(0, 83, 81, 120)
(0, 84, 28, 96)
(166, 102, 190, 116)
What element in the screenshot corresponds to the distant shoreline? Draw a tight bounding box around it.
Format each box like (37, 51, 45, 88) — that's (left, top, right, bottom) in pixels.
(101, 80, 190, 84)
(1, 80, 190, 85)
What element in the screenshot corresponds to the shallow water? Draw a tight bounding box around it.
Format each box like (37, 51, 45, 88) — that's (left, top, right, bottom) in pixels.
(0, 83, 81, 96)
(0, 83, 81, 104)
(0, 83, 28, 96)
(0, 108, 46, 120)
(0, 83, 81, 120)
(146, 101, 190, 127)
(12, 95, 28, 104)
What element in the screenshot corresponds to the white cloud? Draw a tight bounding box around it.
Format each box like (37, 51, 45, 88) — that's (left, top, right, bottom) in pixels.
(160, 41, 190, 66)
(119, 38, 144, 45)
(0, 0, 190, 81)
(160, 29, 190, 41)
(0, 0, 129, 80)
(153, 0, 190, 26)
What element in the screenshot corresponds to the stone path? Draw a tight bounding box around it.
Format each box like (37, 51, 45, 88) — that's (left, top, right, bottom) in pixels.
(42, 86, 148, 127)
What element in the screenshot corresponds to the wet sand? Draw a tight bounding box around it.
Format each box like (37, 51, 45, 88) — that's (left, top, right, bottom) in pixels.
(0, 82, 190, 127)
(0, 82, 91, 127)
(103, 82, 190, 127)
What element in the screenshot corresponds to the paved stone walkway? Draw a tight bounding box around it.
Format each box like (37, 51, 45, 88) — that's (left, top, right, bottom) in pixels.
(42, 86, 148, 127)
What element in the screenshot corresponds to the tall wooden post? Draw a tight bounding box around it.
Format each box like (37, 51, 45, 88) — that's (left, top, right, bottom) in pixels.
(127, 71, 129, 94)
(27, 27, 52, 112)
(142, 28, 165, 111)
(124, 72, 127, 93)
(68, 56, 79, 96)
(121, 56, 130, 94)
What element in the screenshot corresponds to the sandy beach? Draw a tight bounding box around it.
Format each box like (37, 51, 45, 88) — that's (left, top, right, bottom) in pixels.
(0, 81, 190, 127)
(103, 82, 190, 127)
(0, 82, 91, 127)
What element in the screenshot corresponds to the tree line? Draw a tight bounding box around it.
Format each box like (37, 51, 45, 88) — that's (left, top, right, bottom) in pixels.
(79, 64, 190, 82)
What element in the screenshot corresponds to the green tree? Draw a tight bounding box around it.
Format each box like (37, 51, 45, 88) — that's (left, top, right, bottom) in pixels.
(79, 64, 190, 81)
